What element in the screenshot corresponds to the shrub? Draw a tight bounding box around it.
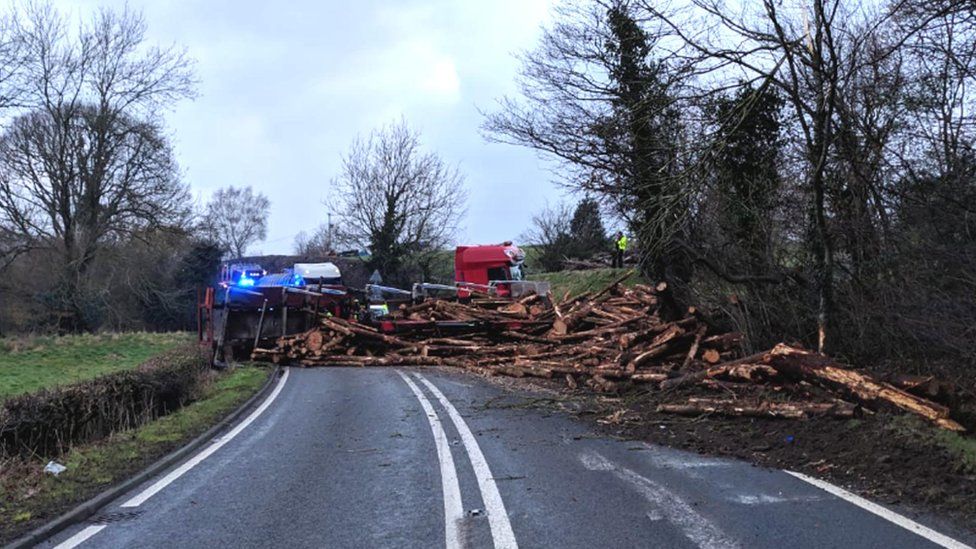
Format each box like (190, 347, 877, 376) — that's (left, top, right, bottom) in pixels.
(0, 344, 209, 458)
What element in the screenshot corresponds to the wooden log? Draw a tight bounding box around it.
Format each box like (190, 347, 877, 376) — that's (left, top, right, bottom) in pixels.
(618, 317, 697, 349)
(627, 324, 686, 370)
(499, 331, 554, 344)
(586, 375, 621, 393)
(565, 374, 578, 389)
(551, 302, 594, 335)
(630, 372, 668, 383)
(680, 325, 707, 370)
(591, 270, 635, 299)
(762, 344, 965, 432)
(322, 318, 417, 349)
(660, 364, 732, 391)
(701, 332, 744, 351)
(306, 330, 325, 352)
(883, 373, 955, 403)
(701, 348, 721, 364)
(591, 308, 628, 322)
(554, 315, 644, 342)
(498, 302, 529, 316)
(724, 363, 778, 381)
(656, 398, 856, 419)
(486, 364, 554, 378)
(398, 301, 436, 315)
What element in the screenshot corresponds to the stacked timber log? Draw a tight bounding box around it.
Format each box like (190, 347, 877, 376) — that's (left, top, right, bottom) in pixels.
(250, 272, 965, 432)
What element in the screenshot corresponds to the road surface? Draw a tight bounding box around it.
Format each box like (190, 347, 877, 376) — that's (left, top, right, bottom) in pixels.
(42, 367, 973, 549)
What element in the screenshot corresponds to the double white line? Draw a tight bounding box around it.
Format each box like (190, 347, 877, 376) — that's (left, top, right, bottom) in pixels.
(397, 371, 518, 549)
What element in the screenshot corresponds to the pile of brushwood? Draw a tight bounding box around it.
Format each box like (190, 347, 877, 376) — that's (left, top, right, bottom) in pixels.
(252, 272, 965, 432)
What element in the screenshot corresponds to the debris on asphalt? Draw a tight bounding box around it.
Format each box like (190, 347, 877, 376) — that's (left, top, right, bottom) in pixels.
(43, 461, 66, 476)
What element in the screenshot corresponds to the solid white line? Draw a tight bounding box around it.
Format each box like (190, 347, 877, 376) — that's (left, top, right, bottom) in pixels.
(581, 451, 739, 549)
(414, 373, 519, 549)
(786, 470, 973, 549)
(53, 525, 107, 549)
(120, 368, 291, 508)
(396, 370, 464, 549)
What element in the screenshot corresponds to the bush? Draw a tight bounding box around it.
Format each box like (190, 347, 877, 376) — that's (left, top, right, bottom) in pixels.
(0, 344, 209, 458)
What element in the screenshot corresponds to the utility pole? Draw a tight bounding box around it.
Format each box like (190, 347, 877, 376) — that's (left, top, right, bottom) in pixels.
(327, 212, 333, 253)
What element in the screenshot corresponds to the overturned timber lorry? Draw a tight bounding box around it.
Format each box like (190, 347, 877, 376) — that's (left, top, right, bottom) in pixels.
(199, 269, 352, 365)
(199, 247, 551, 364)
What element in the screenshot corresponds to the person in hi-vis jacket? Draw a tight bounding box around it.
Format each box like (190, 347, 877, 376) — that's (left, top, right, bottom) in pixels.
(613, 231, 627, 268)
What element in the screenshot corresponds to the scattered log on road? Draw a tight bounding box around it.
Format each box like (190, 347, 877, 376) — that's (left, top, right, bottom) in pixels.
(657, 398, 856, 419)
(250, 273, 964, 432)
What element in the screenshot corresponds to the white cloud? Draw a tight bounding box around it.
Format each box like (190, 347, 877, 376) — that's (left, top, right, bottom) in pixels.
(313, 38, 461, 105)
(52, 0, 561, 253)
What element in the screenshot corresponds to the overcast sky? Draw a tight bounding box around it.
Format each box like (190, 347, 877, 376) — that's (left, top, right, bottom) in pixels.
(61, 0, 563, 254)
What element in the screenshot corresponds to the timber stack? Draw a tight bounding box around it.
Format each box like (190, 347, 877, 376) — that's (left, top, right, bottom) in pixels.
(250, 272, 964, 432)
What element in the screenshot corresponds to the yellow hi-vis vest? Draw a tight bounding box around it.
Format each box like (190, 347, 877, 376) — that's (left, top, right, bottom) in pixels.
(616, 235, 628, 251)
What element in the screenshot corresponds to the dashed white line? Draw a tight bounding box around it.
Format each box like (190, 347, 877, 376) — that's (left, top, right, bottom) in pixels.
(396, 370, 464, 549)
(414, 372, 519, 549)
(53, 525, 106, 549)
(786, 470, 973, 549)
(120, 368, 291, 508)
(580, 451, 740, 549)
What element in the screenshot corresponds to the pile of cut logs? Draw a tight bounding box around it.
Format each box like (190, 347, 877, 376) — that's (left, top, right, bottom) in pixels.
(251, 272, 964, 432)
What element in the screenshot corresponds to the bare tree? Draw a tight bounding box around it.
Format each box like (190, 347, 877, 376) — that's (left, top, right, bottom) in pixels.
(483, 0, 696, 315)
(520, 202, 574, 272)
(293, 223, 334, 257)
(203, 186, 271, 259)
(328, 120, 466, 283)
(630, 0, 907, 350)
(0, 5, 195, 330)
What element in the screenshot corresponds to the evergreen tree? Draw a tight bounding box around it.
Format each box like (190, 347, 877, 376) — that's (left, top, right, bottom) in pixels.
(708, 83, 783, 271)
(569, 197, 609, 258)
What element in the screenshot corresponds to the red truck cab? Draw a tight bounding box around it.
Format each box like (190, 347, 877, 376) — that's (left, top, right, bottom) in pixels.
(454, 242, 525, 297)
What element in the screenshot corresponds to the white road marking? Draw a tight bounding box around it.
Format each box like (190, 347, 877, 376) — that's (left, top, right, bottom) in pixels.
(786, 470, 973, 549)
(731, 494, 823, 505)
(414, 373, 519, 549)
(396, 371, 464, 549)
(580, 451, 740, 549)
(639, 442, 732, 469)
(120, 368, 291, 508)
(53, 525, 107, 549)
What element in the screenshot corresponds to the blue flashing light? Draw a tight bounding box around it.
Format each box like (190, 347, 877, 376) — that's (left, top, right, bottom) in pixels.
(238, 276, 256, 287)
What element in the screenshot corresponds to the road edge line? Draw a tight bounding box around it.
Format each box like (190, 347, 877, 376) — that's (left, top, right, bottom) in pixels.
(6, 365, 283, 549)
(414, 373, 519, 549)
(120, 368, 290, 507)
(784, 470, 973, 549)
(395, 370, 464, 549)
(51, 525, 106, 549)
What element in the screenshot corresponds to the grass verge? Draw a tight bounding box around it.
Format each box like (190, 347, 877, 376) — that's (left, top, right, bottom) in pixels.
(890, 415, 976, 475)
(0, 332, 191, 401)
(0, 365, 270, 543)
(530, 268, 646, 300)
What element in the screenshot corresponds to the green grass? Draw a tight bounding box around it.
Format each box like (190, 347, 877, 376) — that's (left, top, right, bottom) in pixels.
(935, 430, 976, 474)
(0, 332, 191, 401)
(529, 268, 647, 300)
(889, 415, 976, 475)
(0, 365, 270, 541)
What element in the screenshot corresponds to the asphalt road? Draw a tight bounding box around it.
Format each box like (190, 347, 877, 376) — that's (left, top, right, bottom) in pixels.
(41, 367, 974, 549)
